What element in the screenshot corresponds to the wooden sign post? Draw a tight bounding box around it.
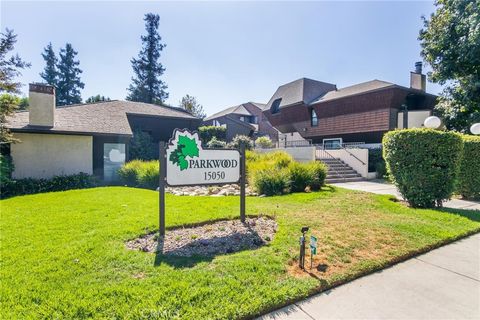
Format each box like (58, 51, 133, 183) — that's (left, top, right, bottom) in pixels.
(158, 129, 245, 237)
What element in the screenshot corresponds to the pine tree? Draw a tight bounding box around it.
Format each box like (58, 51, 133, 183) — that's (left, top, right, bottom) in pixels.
(0, 28, 30, 145)
(126, 13, 168, 104)
(56, 43, 84, 106)
(40, 43, 58, 87)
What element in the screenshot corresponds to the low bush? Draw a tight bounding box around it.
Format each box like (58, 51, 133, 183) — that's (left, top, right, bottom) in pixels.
(457, 135, 480, 200)
(206, 137, 227, 149)
(255, 136, 274, 149)
(383, 128, 463, 208)
(252, 168, 290, 196)
(305, 161, 327, 190)
(228, 135, 253, 150)
(288, 162, 313, 192)
(198, 126, 227, 144)
(368, 148, 388, 178)
(0, 173, 96, 199)
(118, 160, 159, 189)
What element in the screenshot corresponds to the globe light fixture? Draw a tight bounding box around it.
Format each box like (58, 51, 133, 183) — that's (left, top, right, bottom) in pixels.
(424, 116, 442, 129)
(470, 123, 480, 135)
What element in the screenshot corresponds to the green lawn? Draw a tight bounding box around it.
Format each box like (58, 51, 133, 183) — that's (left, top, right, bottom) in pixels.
(1, 187, 479, 319)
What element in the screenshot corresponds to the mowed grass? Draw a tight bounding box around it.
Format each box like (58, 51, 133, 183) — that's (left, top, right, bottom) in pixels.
(1, 187, 479, 319)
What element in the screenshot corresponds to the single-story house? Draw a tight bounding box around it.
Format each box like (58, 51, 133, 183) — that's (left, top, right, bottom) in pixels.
(5, 83, 201, 181)
(263, 62, 437, 146)
(203, 102, 279, 142)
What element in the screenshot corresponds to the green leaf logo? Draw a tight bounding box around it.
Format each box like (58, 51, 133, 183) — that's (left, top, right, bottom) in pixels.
(169, 135, 200, 170)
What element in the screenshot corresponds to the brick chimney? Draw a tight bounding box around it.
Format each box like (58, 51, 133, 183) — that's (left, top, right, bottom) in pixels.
(29, 83, 55, 127)
(410, 62, 426, 92)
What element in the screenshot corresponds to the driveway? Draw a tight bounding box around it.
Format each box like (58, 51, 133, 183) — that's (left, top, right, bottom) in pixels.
(333, 180, 480, 210)
(258, 233, 480, 320)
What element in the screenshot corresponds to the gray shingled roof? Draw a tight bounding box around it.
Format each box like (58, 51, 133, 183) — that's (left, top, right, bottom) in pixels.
(204, 102, 264, 121)
(265, 78, 337, 110)
(310, 80, 395, 104)
(6, 100, 199, 136)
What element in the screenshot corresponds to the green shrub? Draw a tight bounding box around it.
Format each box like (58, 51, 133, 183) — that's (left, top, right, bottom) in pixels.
(288, 162, 313, 192)
(118, 160, 159, 189)
(305, 161, 327, 190)
(457, 135, 480, 200)
(383, 128, 463, 208)
(228, 135, 253, 150)
(368, 148, 387, 179)
(198, 126, 227, 144)
(252, 168, 290, 196)
(0, 154, 14, 185)
(0, 173, 97, 199)
(255, 136, 274, 148)
(206, 137, 227, 149)
(246, 151, 293, 186)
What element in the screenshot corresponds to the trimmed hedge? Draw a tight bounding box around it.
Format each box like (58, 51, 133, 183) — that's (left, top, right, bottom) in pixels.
(198, 126, 227, 144)
(383, 129, 463, 208)
(118, 160, 159, 189)
(457, 135, 480, 200)
(0, 173, 97, 199)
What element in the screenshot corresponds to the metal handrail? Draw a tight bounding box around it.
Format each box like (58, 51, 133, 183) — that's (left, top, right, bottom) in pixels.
(340, 145, 367, 166)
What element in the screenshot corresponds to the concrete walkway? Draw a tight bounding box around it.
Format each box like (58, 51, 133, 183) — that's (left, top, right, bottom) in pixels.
(333, 180, 480, 210)
(259, 233, 480, 320)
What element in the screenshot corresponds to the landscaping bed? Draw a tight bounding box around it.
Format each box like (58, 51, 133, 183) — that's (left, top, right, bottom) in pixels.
(126, 217, 277, 256)
(1, 187, 479, 319)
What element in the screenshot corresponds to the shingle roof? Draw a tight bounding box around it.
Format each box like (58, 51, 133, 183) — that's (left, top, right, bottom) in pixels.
(204, 102, 264, 121)
(310, 80, 395, 104)
(6, 100, 199, 136)
(265, 78, 337, 110)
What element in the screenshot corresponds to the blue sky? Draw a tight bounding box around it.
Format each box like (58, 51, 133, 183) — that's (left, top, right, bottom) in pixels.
(2, 1, 438, 115)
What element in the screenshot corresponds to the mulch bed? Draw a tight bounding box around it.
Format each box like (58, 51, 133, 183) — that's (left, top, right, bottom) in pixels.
(126, 217, 277, 257)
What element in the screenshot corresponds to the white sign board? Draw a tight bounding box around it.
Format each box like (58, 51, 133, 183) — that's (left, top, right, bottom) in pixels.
(165, 129, 240, 186)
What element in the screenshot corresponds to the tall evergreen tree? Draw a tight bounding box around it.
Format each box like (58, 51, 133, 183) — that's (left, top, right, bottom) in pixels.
(126, 13, 168, 104)
(0, 28, 30, 145)
(56, 43, 84, 106)
(179, 94, 206, 119)
(40, 42, 58, 87)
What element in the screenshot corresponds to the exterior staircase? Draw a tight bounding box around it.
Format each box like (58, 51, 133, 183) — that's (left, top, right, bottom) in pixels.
(318, 158, 364, 184)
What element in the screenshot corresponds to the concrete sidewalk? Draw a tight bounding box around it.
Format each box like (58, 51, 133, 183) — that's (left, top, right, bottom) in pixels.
(259, 233, 480, 320)
(333, 180, 480, 210)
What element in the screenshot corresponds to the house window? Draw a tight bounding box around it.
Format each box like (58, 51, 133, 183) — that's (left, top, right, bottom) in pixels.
(103, 143, 126, 182)
(311, 109, 318, 126)
(213, 120, 221, 126)
(271, 98, 282, 114)
(239, 116, 245, 122)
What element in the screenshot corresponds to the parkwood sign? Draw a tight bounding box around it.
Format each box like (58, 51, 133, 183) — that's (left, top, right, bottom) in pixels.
(165, 130, 240, 186)
(158, 129, 246, 236)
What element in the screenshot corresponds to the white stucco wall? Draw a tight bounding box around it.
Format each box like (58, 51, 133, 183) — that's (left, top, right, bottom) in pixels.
(327, 148, 369, 178)
(11, 133, 93, 179)
(255, 146, 316, 162)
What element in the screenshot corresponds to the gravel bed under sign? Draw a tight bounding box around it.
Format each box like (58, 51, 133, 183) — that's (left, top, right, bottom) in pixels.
(126, 217, 277, 257)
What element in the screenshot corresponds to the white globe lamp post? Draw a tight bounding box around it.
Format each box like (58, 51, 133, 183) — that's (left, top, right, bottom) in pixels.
(470, 123, 480, 135)
(424, 116, 442, 129)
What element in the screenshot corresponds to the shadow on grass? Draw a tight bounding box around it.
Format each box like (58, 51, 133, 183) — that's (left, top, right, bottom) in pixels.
(433, 207, 480, 222)
(153, 227, 267, 269)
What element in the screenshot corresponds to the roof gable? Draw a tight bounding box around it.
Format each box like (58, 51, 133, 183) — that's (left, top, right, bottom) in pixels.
(265, 78, 337, 110)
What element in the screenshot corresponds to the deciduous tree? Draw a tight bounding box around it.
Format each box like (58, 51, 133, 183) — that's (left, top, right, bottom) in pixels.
(419, 0, 480, 132)
(179, 94, 206, 119)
